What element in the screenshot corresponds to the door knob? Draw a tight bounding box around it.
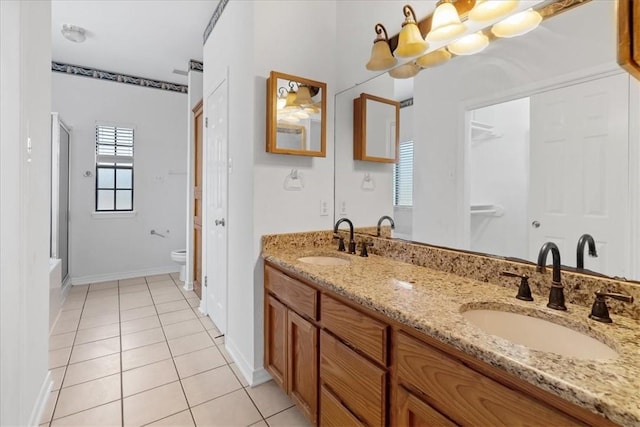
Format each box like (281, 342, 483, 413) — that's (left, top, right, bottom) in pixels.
(531, 220, 541, 228)
(215, 218, 225, 226)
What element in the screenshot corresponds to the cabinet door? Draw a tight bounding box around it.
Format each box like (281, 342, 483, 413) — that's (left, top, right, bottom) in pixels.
(396, 386, 456, 427)
(265, 295, 287, 389)
(288, 310, 318, 424)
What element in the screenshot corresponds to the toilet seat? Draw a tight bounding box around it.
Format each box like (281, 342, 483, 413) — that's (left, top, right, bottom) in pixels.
(171, 249, 186, 263)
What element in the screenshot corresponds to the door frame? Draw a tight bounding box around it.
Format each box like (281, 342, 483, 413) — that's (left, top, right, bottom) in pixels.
(192, 99, 204, 298)
(458, 64, 637, 270)
(200, 69, 230, 329)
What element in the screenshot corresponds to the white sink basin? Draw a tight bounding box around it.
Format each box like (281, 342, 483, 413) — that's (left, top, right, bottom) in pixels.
(462, 309, 618, 360)
(297, 256, 350, 266)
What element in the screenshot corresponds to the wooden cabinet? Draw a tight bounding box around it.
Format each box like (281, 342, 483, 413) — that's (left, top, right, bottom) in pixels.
(287, 311, 317, 422)
(396, 332, 589, 426)
(396, 386, 456, 427)
(320, 331, 386, 426)
(320, 385, 365, 427)
(264, 262, 615, 427)
(264, 266, 318, 425)
(264, 295, 287, 389)
(319, 295, 388, 426)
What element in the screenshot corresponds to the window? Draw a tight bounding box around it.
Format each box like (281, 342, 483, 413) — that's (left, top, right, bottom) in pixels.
(95, 125, 134, 211)
(394, 141, 413, 207)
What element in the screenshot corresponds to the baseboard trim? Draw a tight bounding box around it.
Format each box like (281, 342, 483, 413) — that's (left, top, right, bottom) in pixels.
(251, 367, 272, 386)
(182, 280, 193, 291)
(28, 371, 52, 427)
(224, 336, 271, 387)
(71, 265, 179, 285)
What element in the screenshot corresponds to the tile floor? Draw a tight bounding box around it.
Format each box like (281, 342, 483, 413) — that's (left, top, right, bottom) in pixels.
(42, 273, 311, 427)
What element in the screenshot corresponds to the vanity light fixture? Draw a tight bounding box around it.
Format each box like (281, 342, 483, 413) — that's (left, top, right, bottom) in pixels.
(366, 23, 398, 71)
(491, 9, 542, 38)
(468, 0, 518, 22)
(447, 31, 489, 56)
(426, 0, 466, 43)
(416, 48, 452, 68)
(294, 85, 313, 106)
(61, 24, 86, 43)
(276, 87, 288, 110)
(395, 5, 428, 58)
(389, 62, 420, 79)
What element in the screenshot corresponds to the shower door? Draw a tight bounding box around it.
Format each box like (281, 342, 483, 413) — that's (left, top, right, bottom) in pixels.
(51, 113, 70, 282)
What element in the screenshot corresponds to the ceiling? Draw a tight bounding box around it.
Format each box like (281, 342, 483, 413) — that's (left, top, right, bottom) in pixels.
(51, 1, 218, 85)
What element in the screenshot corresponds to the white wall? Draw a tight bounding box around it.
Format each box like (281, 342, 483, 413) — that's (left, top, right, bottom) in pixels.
(411, 1, 618, 249)
(0, 1, 52, 425)
(202, 0, 337, 384)
(185, 70, 203, 289)
(468, 98, 529, 258)
(52, 73, 188, 284)
(203, 0, 258, 384)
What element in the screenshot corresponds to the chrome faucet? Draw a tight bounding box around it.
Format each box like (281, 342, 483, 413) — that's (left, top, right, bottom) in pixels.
(376, 215, 395, 237)
(334, 218, 356, 254)
(576, 233, 598, 270)
(536, 242, 566, 310)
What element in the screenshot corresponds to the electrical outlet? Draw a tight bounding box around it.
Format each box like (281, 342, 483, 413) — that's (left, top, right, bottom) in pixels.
(340, 201, 348, 215)
(319, 200, 329, 216)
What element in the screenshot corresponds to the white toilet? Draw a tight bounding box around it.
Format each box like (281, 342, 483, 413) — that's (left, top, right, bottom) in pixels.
(170, 249, 187, 282)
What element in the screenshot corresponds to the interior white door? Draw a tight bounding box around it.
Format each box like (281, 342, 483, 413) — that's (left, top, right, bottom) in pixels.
(529, 73, 629, 276)
(205, 79, 228, 333)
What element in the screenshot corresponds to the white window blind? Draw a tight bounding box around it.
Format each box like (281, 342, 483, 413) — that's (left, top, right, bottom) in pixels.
(96, 125, 134, 211)
(96, 125, 134, 166)
(394, 141, 413, 207)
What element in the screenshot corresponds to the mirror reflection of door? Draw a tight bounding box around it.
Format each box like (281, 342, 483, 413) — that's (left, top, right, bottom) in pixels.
(193, 100, 203, 299)
(467, 73, 630, 277)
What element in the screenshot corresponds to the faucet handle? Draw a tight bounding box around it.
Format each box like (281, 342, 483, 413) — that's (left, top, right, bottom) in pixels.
(589, 290, 634, 323)
(333, 234, 346, 252)
(359, 241, 373, 257)
(501, 271, 533, 301)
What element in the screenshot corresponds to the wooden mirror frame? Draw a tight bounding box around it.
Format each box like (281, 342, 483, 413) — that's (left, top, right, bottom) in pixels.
(353, 93, 400, 163)
(266, 71, 327, 157)
(617, 0, 640, 81)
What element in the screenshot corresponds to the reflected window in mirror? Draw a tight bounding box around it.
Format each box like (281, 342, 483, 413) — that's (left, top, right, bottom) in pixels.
(354, 93, 400, 163)
(393, 141, 413, 207)
(266, 71, 326, 157)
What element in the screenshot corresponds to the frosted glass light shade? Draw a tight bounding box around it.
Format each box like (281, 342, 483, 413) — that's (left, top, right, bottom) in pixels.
(447, 32, 489, 55)
(492, 9, 542, 38)
(395, 5, 427, 58)
(416, 48, 451, 68)
(389, 63, 420, 79)
(285, 90, 297, 108)
(469, 0, 518, 22)
(426, 2, 466, 43)
(295, 86, 313, 106)
(367, 40, 397, 70)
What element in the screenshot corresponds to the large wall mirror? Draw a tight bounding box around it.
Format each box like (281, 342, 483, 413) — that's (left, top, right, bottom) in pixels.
(334, 1, 640, 282)
(266, 71, 327, 157)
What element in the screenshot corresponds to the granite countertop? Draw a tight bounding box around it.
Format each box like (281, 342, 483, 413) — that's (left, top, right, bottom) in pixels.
(262, 245, 640, 426)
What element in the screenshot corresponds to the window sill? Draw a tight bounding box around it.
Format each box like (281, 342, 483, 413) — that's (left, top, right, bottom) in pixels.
(91, 211, 137, 219)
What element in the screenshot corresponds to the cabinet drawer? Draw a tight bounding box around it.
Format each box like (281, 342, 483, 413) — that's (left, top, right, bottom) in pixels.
(321, 294, 388, 365)
(320, 385, 365, 427)
(396, 332, 585, 426)
(320, 330, 385, 427)
(265, 265, 317, 319)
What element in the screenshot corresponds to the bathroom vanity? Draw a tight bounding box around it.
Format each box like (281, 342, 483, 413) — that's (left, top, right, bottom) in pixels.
(262, 231, 640, 426)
